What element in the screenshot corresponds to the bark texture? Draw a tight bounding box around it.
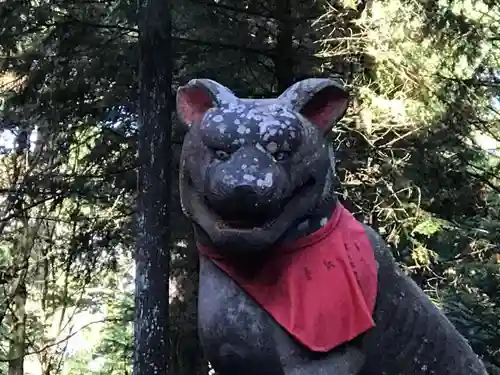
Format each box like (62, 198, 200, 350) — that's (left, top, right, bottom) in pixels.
(134, 0, 173, 374)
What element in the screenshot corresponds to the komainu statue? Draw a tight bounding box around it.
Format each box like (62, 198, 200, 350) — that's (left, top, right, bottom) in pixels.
(176, 77, 488, 375)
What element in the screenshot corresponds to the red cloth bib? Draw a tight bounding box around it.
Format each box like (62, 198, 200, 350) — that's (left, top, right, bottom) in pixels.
(197, 204, 378, 352)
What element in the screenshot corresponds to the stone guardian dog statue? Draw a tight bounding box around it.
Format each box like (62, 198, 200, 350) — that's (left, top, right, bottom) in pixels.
(176, 77, 488, 375)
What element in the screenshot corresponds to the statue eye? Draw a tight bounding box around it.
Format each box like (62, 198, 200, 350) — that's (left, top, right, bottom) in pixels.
(214, 149, 230, 161)
(274, 151, 290, 161)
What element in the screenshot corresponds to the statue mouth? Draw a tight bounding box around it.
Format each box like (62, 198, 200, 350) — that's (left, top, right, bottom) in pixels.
(185, 175, 316, 231)
(220, 178, 316, 229)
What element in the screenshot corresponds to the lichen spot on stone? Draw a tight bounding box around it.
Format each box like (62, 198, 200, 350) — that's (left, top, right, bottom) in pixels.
(243, 174, 256, 182)
(267, 103, 280, 111)
(266, 142, 278, 154)
(256, 172, 273, 188)
(258, 118, 281, 136)
(213, 114, 224, 123)
(237, 125, 248, 135)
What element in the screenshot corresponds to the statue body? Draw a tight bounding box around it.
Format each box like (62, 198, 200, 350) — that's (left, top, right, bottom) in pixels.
(176, 78, 488, 375)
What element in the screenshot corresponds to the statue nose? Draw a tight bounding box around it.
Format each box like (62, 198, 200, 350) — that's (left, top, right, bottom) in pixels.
(233, 185, 259, 201)
(206, 168, 285, 221)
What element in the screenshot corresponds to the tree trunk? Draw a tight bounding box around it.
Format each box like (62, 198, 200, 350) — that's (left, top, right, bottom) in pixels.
(134, 0, 173, 374)
(274, 0, 295, 92)
(8, 282, 26, 375)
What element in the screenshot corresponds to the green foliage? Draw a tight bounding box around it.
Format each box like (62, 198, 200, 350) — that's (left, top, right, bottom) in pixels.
(62, 292, 134, 375)
(412, 217, 444, 238)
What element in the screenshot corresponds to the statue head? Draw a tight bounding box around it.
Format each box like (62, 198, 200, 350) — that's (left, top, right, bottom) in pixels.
(176, 78, 349, 253)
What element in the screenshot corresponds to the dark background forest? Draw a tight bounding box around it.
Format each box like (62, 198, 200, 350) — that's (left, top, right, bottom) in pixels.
(0, 0, 499, 374)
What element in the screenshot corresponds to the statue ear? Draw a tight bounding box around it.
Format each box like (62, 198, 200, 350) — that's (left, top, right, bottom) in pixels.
(278, 78, 349, 134)
(176, 79, 237, 128)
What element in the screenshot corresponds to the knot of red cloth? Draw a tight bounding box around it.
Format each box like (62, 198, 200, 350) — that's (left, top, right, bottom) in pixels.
(197, 204, 378, 352)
